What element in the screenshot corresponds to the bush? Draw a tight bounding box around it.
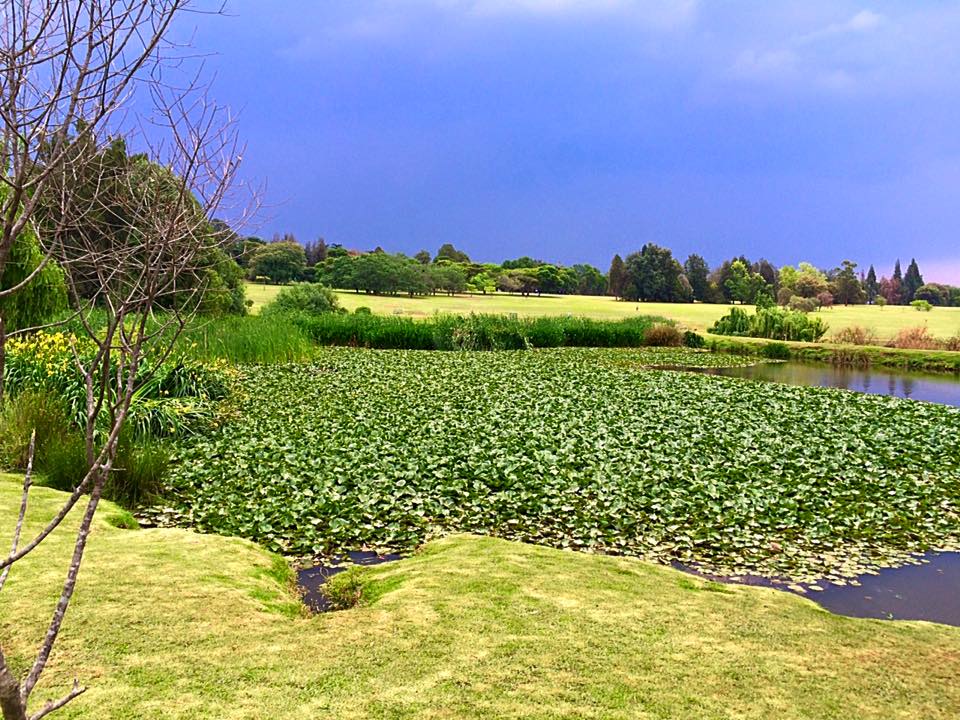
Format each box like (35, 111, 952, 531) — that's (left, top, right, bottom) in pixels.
(888, 326, 941, 350)
(643, 323, 682, 347)
(946, 335, 960, 352)
(817, 291, 834, 309)
(788, 296, 818, 313)
(683, 331, 706, 349)
(0, 391, 73, 469)
(354, 306, 372, 315)
(911, 299, 933, 312)
(263, 282, 340, 316)
(322, 568, 365, 610)
(710, 306, 828, 342)
(761, 342, 791, 360)
(832, 326, 878, 346)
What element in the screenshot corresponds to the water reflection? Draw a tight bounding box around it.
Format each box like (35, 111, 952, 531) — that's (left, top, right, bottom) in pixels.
(705, 362, 960, 408)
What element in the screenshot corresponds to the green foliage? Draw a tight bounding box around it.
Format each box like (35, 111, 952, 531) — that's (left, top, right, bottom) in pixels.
(174, 315, 313, 363)
(166, 348, 960, 583)
(622, 244, 691, 302)
(283, 312, 669, 350)
(249, 241, 307, 283)
(760, 342, 791, 360)
(683, 331, 706, 349)
(322, 568, 366, 610)
(911, 299, 932, 312)
(0, 216, 68, 332)
(263, 283, 341, 316)
(710, 307, 828, 342)
(0, 390, 169, 508)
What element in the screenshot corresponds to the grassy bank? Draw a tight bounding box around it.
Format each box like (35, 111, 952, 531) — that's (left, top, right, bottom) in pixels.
(2, 475, 959, 719)
(245, 283, 960, 340)
(710, 336, 960, 374)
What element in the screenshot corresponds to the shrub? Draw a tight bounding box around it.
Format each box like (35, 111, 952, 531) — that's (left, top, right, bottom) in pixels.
(710, 306, 828, 342)
(788, 296, 818, 313)
(911, 299, 933, 312)
(354, 306, 372, 315)
(683, 331, 706, 349)
(888, 326, 941, 350)
(263, 282, 340, 316)
(643, 323, 682, 347)
(322, 568, 365, 610)
(817, 291, 834, 309)
(832, 326, 878, 346)
(946, 335, 960, 352)
(761, 342, 791, 360)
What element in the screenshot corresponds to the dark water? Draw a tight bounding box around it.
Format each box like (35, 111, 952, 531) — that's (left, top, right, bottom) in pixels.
(703, 362, 960, 408)
(297, 550, 402, 612)
(678, 553, 960, 627)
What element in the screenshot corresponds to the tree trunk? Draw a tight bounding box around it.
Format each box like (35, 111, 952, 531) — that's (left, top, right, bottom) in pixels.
(0, 315, 6, 403)
(0, 651, 27, 720)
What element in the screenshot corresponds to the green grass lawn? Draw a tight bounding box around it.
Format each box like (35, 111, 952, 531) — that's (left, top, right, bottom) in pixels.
(244, 282, 960, 340)
(2, 475, 959, 719)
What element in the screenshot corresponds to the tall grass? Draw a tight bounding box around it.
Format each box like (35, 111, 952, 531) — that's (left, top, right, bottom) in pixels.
(173, 315, 313, 363)
(286, 312, 675, 351)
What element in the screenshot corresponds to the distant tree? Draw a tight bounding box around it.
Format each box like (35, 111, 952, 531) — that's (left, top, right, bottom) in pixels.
(914, 283, 951, 306)
(304, 238, 328, 266)
(265, 283, 340, 315)
(414, 249, 431, 264)
(571, 264, 607, 295)
(469, 270, 497, 294)
(607, 254, 627, 299)
(0, 222, 68, 335)
(249, 241, 307, 283)
(502, 256, 544, 270)
(752, 258, 778, 293)
(902, 259, 924, 303)
(832, 260, 866, 305)
(878, 276, 901, 305)
(684, 254, 710, 302)
(817, 291, 834, 309)
(434, 243, 470, 264)
(723, 259, 768, 304)
(327, 243, 350, 259)
(865, 265, 879, 303)
(622, 244, 689, 302)
(432, 264, 468, 295)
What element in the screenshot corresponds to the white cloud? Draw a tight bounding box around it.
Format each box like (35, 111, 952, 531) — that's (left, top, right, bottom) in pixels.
(433, 0, 697, 27)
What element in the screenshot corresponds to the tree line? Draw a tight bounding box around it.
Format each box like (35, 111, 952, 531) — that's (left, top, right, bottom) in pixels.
(234, 232, 959, 307)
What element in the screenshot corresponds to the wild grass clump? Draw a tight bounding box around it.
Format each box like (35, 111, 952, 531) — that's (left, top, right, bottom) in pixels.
(284, 312, 672, 350)
(174, 315, 313, 363)
(832, 325, 878, 346)
(322, 568, 366, 611)
(0, 391, 168, 508)
(888, 326, 941, 350)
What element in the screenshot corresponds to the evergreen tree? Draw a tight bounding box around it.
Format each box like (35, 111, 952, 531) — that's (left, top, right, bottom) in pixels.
(607, 254, 627, 299)
(865, 265, 879, 303)
(683, 254, 710, 302)
(902, 258, 924, 303)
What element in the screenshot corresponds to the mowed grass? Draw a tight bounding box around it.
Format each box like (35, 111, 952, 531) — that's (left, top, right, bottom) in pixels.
(2, 475, 960, 719)
(244, 282, 960, 340)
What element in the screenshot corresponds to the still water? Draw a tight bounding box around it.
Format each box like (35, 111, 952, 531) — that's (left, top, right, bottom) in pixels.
(706, 361, 960, 408)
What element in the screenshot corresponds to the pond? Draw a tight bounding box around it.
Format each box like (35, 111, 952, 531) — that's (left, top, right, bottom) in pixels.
(659, 359, 960, 626)
(700, 361, 960, 408)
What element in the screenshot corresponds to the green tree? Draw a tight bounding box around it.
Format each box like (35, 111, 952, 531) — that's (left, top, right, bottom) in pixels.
(724, 259, 768, 304)
(902, 259, 924, 303)
(434, 243, 470, 264)
(623, 244, 689, 302)
(607, 254, 627, 299)
(0, 218, 67, 334)
(865, 265, 879, 303)
(265, 283, 340, 315)
(832, 260, 866, 305)
(571, 264, 607, 295)
(414, 250, 431, 264)
(249, 241, 307, 283)
(684, 254, 710, 301)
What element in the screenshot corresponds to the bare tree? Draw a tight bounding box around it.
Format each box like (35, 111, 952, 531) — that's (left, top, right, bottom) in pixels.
(0, 2, 250, 718)
(0, 0, 206, 400)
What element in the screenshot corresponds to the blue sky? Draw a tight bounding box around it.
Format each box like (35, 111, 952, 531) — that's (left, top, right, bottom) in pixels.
(187, 1, 960, 281)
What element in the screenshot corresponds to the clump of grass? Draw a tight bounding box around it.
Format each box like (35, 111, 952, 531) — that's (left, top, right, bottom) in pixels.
(643, 323, 682, 347)
(322, 568, 365, 610)
(888, 326, 940, 350)
(175, 315, 314, 363)
(833, 325, 878, 346)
